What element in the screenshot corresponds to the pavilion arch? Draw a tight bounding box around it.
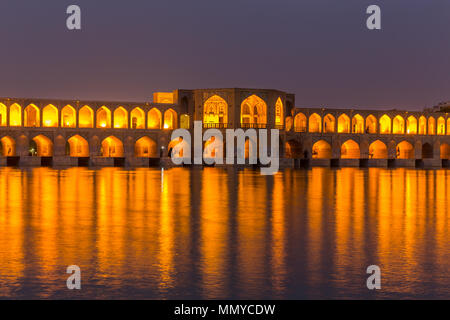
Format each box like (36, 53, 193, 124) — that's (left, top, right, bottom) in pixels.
(0, 103, 6, 126)
(285, 116, 293, 131)
(365, 115, 377, 134)
(406, 116, 417, 134)
(0, 136, 16, 156)
(130, 107, 145, 129)
(337, 114, 350, 133)
(67, 135, 89, 157)
(448, 119, 450, 136)
(422, 143, 433, 159)
(114, 107, 128, 129)
(312, 140, 331, 159)
(369, 140, 388, 159)
(418, 116, 427, 135)
(163, 108, 177, 129)
(61, 105, 76, 128)
(101, 136, 124, 157)
(437, 117, 445, 135)
(24, 104, 40, 127)
(135, 136, 158, 158)
(31, 134, 53, 157)
(285, 140, 302, 158)
(308, 113, 322, 133)
(392, 115, 405, 134)
(148, 108, 162, 129)
(97, 106, 112, 128)
(440, 143, 450, 159)
(379, 115, 391, 134)
(294, 113, 307, 132)
(79, 106, 94, 128)
(428, 117, 436, 135)
(275, 97, 284, 126)
(341, 140, 360, 159)
(323, 114, 335, 133)
(180, 114, 190, 129)
(396, 141, 414, 159)
(9, 103, 22, 126)
(42, 104, 59, 127)
(240, 95, 267, 126)
(204, 95, 228, 125)
(352, 114, 364, 134)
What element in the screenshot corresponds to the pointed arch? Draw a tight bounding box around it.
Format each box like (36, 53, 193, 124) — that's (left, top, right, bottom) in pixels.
(323, 114, 335, 133)
(379, 115, 391, 134)
(180, 114, 190, 129)
(312, 140, 331, 159)
(163, 108, 177, 129)
(275, 97, 284, 126)
(31, 135, 53, 157)
(406, 115, 417, 134)
(114, 106, 128, 129)
(352, 114, 364, 133)
(0, 103, 6, 126)
(9, 103, 22, 126)
(24, 104, 40, 127)
(148, 108, 162, 129)
(61, 105, 76, 128)
(135, 136, 158, 158)
(240, 95, 267, 127)
(393, 115, 405, 134)
(294, 113, 307, 132)
(341, 139, 360, 159)
(337, 114, 350, 133)
(79, 106, 94, 128)
(97, 106, 112, 128)
(447, 118, 450, 136)
(204, 95, 228, 125)
(422, 143, 433, 159)
(428, 117, 436, 135)
(396, 141, 414, 159)
(365, 115, 377, 134)
(369, 140, 387, 159)
(42, 104, 59, 127)
(67, 135, 89, 157)
(101, 136, 124, 157)
(0, 136, 16, 156)
(437, 116, 445, 135)
(130, 107, 145, 129)
(308, 113, 322, 133)
(418, 116, 427, 135)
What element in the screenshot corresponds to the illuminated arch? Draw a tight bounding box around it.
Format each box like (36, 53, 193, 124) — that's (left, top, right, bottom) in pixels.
(448, 118, 450, 136)
(437, 116, 445, 135)
(341, 140, 360, 159)
(0, 136, 15, 156)
(114, 107, 128, 129)
(312, 140, 331, 159)
(392, 115, 405, 134)
(31, 135, 53, 157)
(365, 115, 377, 134)
(440, 143, 450, 159)
(61, 105, 76, 128)
(148, 108, 162, 129)
(308, 113, 322, 133)
(294, 113, 307, 132)
(101, 136, 124, 157)
(42, 104, 59, 127)
(323, 114, 335, 133)
(9, 103, 22, 126)
(369, 140, 388, 159)
(130, 107, 145, 129)
(67, 135, 89, 157)
(163, 108, 177, 129)
(0, 103, 6, 126)
(180, 114, 190, 129)
(204, 95, 228, 125)
(337, 114, 350, 133)
(379, 115, 391, 134)
(406, 116, 417, 134)
(135, 136, 158, 158)
(396, 141, 414, 159)
(79, 106, 94, 128)
(352, 114, 364, 134)
(24, 104, 40, 127)
(428, 117, 436, 135)
(422, 143, 433, 159)
(418, 116, 427, 135)
(275, 97, 283, 126)
(240, 95, 267, 126)
(97, 106, 112, 128)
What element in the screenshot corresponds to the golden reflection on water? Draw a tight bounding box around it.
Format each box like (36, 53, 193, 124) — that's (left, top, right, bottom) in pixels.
(0, 167, 449, 299)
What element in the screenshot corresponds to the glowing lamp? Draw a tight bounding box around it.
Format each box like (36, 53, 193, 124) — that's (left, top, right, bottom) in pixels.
(100, 123, 106, 128)
(164, 123, 169, 129)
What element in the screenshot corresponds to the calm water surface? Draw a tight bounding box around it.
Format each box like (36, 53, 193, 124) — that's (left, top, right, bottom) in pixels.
(0, 167, 449, 299)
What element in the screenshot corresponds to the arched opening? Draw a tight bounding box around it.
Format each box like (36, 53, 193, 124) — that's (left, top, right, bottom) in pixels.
(323, 114, 335, 133)
(180, 114, 190, 129)
(79, 106, 94, 128)
(393, 115, 405, 134)
(337, 114, 350, 133)
(24, 104, 40, 127)
(365, 115, 377, 134)
(428, 117, 435, 135)
(396, 141, 414, 159)
(67, 135, 89, 157)
(61, 105, 76, 128)
(352, 114, 364, 134)
(285, 140, 302, 158)
(308, 113, 322, 133)
(42, 104, 59, 127)
(341, 140, 360, 159)
(135, 136, 158, 158)
(369, 140, 388, 159)
(240, 95, 267, 127)
(419, 116, 427, 135)
(312, 140, 331, 159)
(163, 108, 177, 129)
(406, 116, 417, 134)
(114, 107, 128, 129)
(96, 106, 112, 128)
(447, 119, 450, 136)
(0, 136, 15, 156)
(275, 97, 283, 126)
(437, 117, 445, 135)
(379, 115, 391, 134)
(285, 116, 293, 131)
(101, 136, 124, 157)
(148, 108, 162, 129)
(440, 143, 450, 159)
(31, 135, 53, 157)
(9, 103, 22, 126)
(130, 107, 145, 129)
(0, 103, 6, 126)
(294, 113, 307, 132)
(422, 143, 433, 159)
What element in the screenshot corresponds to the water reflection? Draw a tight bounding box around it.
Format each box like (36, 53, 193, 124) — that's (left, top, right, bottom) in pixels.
(0, 167, 448, 299)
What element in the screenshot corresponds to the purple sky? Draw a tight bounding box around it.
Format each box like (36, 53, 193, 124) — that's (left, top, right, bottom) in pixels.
(1, 0, 450, 110)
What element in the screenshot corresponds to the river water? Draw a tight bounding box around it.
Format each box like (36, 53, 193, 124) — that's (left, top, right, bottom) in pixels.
(0, 167, 448, 299)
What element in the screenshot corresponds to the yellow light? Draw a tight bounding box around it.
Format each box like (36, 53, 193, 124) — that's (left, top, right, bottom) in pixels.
(45, 120, 52, 126)
(164, 123, 169, 129)
(101, 123, 106, 128)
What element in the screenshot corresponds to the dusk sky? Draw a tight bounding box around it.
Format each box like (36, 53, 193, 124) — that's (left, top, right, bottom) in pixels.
(1, 0, 450, 110)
